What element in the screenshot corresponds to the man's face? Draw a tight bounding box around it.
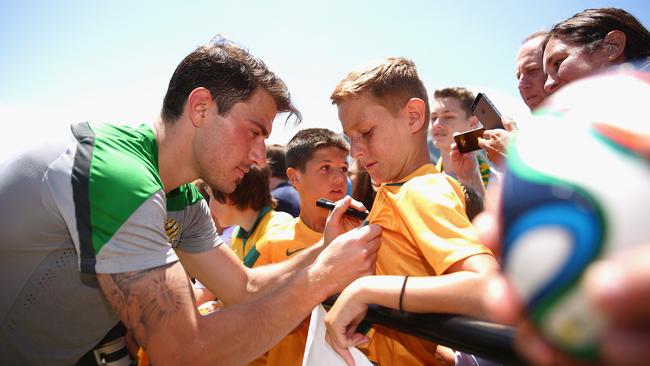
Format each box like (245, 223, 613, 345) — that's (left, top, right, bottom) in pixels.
(195, 88, 276, 193)
(516, 36, 549, 110)
(338, 94, 411, 184)
(430, 97, 476, 151)
(543, 36, 612, 95)
(293, 146, 349, 209)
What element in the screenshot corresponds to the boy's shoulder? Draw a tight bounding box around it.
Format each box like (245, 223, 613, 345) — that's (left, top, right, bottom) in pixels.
(384, 164, 463, 203)
(256, 217, 301, 246)
(265, 210, 294, 226)
(250, 217, 322, 266)
(255, 209, 293, 237)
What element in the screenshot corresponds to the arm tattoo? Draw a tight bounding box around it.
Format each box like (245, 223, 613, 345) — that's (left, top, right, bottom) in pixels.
(98, 262, 193, 346)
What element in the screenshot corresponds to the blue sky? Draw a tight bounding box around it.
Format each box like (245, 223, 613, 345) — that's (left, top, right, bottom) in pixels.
(1, 0, 648, 158)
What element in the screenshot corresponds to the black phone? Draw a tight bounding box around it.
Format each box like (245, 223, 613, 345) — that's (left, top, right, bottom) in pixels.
(453, 127, 485, 153)
(471, 93, 505, 130)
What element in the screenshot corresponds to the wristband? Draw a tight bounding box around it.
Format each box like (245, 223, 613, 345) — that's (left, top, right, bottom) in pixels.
(399, 275, 409, 313)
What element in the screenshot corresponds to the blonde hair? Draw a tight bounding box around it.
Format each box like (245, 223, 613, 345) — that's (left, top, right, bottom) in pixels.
(330, 57, 430, 119)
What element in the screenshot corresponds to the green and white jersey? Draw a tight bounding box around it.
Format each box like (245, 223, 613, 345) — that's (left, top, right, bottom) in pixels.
(0, 122, 221, 366)
(62, 121, 219, 274)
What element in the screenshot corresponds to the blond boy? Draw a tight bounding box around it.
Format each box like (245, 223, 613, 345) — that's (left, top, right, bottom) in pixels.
(325, 58, 499, 366)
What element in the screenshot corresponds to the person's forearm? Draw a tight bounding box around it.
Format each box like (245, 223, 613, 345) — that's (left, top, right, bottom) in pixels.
(177, 242, 325, 306)
(189, 266, 330, 365)
(351, 272, 491, 318)
(99, 261, 332, 366)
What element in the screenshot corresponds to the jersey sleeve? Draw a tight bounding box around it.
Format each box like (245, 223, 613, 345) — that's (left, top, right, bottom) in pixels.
(394, 175, 492, 275)
(172, 198, 223, 253)
(93, 190, 179, 274)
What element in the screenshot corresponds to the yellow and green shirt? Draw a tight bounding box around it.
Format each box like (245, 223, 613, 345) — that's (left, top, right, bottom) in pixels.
(436, 154, 491, 187)
(230, 206, 292, 264)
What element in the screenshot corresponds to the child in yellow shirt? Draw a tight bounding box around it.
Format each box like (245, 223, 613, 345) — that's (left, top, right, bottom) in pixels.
(247, 128, 352, 366)
(326, 57, 500, 366)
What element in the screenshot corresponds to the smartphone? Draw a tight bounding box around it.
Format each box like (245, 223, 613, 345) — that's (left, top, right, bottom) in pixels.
(471, 93, 505, 130)
(454, 127, 485, 153)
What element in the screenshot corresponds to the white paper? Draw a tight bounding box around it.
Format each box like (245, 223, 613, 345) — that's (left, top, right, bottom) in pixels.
(302, 304, 373, 366)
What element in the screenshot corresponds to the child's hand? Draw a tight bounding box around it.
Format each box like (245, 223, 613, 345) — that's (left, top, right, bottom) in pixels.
(324, 280, 371, 366)
(449, 143, 479, 180)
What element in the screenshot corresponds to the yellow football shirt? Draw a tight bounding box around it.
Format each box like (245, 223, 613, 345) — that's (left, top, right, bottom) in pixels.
(229, 205, 292, 263)
(365, 163, 493, 366)
(248, 217, 322, 366)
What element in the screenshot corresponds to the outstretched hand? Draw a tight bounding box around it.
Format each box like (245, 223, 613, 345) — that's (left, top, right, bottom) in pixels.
(449, 143, 480, 178)
(324, 281, 371, 366)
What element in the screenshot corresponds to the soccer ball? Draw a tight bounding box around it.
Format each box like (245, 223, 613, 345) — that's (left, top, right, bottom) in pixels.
(501, 68, 650, 360)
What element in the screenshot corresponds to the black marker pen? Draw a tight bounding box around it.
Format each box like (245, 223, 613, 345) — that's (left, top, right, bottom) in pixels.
(316, 198, 369, 220)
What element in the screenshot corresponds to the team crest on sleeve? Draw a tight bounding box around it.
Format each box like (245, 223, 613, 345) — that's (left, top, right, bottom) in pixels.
(165, 218, 180, 244)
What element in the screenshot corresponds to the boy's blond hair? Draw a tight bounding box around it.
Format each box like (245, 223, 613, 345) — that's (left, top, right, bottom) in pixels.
(330, 57, 430, 121)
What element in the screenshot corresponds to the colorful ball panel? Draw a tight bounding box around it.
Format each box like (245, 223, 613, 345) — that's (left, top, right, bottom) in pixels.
(500, 68, 650, 360)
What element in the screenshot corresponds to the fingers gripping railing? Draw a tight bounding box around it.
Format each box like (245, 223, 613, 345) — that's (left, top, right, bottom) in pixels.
(323, 296, 526, 365)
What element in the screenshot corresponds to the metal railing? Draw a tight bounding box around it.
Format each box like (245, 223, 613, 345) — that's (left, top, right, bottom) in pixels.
(323, 297, 526, 365)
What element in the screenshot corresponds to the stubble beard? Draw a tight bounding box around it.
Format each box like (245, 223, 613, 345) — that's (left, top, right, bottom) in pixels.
(202, 171, 237, 196)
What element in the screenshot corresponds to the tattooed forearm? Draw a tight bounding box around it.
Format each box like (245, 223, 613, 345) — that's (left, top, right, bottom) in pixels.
(98, 262, 194, 346)
(138, 270, 186, 328)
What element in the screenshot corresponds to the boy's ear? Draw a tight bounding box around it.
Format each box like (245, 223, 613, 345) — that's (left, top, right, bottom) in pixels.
(405, 98, 427, 134)
(287, 167, 300, 188)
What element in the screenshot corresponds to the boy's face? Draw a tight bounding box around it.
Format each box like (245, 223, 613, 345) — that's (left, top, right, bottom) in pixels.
(292, 146, 349, 208)
(337, 93, 411, 184)
(430, 97, 476, 151)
